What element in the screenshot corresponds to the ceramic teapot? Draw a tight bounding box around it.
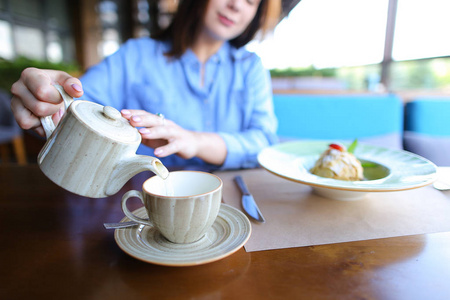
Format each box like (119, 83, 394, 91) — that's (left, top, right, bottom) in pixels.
(38, 85, 169, 198)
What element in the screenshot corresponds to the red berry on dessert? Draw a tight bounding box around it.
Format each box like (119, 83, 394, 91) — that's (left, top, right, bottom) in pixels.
(329, 143, 345, 152)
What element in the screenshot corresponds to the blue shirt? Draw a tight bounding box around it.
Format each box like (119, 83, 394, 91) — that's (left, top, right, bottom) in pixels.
(79, 38, 278, 170)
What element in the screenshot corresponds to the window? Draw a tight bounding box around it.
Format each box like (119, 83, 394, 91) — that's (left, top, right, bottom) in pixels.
(14, 25, 45, 60)
(248, 0, 389, 69)
(0, 0, 75, 63)
(98, 0, 121, 57)
(0, 20, 13, 59)
(393, 0, 450, 61)
(250, 0, 450, 91)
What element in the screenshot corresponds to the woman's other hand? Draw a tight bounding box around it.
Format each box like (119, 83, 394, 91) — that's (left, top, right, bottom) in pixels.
(121, 109, 227, 166)
(10, 67, 83, 136)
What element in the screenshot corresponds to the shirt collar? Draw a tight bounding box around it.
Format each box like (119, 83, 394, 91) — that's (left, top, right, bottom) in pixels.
(213, 42, 250, 63)
(180, 42, 245, 65)
(180, 47, 199, 66)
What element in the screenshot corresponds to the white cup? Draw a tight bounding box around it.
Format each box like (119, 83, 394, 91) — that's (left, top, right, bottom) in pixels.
(121, 171, 223, 244)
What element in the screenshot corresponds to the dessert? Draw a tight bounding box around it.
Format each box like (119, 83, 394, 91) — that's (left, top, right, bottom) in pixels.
(310, 143, 363, 181)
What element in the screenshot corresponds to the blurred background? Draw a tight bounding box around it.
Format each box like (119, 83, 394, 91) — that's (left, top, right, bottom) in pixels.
(1, 0, 450, 95)
(1, 0, 450, 164)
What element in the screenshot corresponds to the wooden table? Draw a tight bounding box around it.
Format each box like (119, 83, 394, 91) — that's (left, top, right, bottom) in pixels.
(1, 165, 450, 300)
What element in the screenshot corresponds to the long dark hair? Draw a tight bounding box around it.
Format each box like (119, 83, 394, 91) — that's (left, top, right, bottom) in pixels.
(152, 0, 273, 57)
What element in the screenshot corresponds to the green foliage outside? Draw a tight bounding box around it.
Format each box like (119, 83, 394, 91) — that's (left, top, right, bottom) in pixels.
(270, 57, 450, 91)
(389, 58, 450, 91)
(335, 64, 381, 91)
(2, 56, 449, 93)
(0, 56, 81, 94)
(270, 66, 336, 78)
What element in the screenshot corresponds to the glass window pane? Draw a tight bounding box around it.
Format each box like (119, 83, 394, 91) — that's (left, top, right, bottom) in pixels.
(337, 64, 383, 91)
(47, 0, 70, 28)
(14, 25, 45, 60)
(389, 58, 450, 90)
(0, 20, 14, 59)
(11, 0, 42, 19)
(98, 0, 119, 26)
(100, 28, 120, 57)
(393, 0, 450, 60)
(46, 31, 63, 63)
(61, 34, 76, 63)
(248, 0, 389, 69)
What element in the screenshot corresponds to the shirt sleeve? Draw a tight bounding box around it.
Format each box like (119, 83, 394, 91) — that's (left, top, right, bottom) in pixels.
(218, 55, 279, 170)
(78, 40, 136, 109)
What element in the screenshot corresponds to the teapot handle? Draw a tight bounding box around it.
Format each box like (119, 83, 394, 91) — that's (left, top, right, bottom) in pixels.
(40, 84, 74, 139)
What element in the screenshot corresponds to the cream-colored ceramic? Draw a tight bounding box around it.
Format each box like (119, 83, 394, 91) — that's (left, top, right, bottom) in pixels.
(38, 85, 169, 198)
(115, 204, 251, 266)
(121, 171, 223, 244)
(258, 140, 438, 201)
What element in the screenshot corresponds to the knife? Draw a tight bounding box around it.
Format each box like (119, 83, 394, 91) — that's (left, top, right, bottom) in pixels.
(234, 175, 266, 223)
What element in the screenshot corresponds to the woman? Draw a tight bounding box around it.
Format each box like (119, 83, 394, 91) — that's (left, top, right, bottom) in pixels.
(10, 0, 280, 170)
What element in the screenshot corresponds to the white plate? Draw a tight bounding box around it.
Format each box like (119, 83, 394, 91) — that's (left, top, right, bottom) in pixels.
(258, 140, 438, 200)
(114, 204, 251, 266)
(434, 167, 450, 190)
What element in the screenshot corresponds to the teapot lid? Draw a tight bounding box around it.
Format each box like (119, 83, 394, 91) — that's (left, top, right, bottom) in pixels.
(71, 101, 141, 143)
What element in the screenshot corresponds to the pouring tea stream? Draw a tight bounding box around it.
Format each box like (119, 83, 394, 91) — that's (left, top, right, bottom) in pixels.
(38, 84, 169, 198)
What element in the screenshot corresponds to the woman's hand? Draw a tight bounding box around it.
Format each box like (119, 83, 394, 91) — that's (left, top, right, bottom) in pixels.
(121, 109, 227, 165)
(10, 67, 83, 136)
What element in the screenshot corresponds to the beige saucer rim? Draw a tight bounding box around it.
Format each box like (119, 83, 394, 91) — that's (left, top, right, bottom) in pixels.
(114, 204, 251, 266)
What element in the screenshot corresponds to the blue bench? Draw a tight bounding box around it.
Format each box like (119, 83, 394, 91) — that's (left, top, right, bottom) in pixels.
(273, 94, 404, 150)
(404, 98, 450, 166)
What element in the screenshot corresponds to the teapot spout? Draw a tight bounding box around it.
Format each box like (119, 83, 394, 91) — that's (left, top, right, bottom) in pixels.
(105, 155, 169, 196)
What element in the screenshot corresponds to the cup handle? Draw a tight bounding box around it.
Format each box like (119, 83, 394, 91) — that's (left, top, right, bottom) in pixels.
(121, 190, 153, 227)
(40, 84, 74, 139)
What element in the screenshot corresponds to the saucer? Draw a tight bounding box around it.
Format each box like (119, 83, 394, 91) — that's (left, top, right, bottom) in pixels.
(114, 204, 251, 266)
